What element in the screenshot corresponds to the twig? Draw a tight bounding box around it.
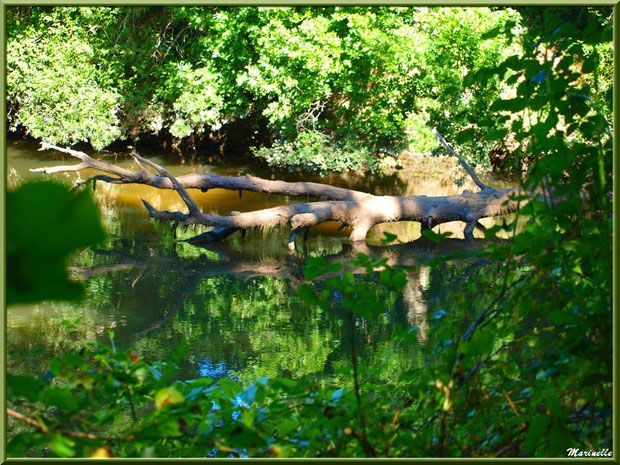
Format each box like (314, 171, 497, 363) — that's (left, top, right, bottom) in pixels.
(7, 408, 47, 432)
(431, 128, 490, 191)
(7, 408, 114, 441)
(501, 388, 527, 430)
(501, 389, 521, 417)
(438, 409, 447, 457)
(347, 310, 378, 458)
(34, 143, 137, 181)
(34, 143, 371, 201)
(348, 428, 379, 457)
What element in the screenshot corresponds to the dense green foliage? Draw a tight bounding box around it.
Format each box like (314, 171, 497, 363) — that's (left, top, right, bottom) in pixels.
(252, 131, 381, 175)
(7, 9, 123, 150)
(6, 5, 613, 459)
(8, 6, 526, 170)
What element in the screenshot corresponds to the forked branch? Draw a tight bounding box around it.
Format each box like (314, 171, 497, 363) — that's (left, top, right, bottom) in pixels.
(32, 143, 524, 247)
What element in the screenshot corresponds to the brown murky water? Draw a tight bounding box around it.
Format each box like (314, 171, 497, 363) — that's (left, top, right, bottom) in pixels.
(7, 139, 517, 382)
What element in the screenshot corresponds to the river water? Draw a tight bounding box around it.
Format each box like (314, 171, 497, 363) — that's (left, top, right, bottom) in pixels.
(7, 139, 516, 384)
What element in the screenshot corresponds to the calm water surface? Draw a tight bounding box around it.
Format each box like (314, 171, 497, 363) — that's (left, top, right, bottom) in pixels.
(7, 139, 516, 384)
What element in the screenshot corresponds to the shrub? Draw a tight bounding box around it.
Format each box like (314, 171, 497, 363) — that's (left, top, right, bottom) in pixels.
(252, 131, 381, 175)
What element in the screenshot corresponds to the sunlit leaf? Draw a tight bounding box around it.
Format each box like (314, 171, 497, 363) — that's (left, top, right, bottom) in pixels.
(48, 434, 76, 458)
(154, 387, 185, 409)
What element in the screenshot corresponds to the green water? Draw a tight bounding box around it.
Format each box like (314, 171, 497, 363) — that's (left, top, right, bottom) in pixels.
(7, 139, 514, 384)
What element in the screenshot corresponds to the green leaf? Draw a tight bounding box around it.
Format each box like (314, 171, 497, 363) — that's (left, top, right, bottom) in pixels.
(275, 418, 299, 437)
(7, 182, 105, 305)
(483, 128, 508, 141)
(459, 341, 472, 355)
(7, 432, 46, 457)
(381, 231, 398, 245)
(154, 387, 185, 409)
(326, 262, 342, 273)
(302, 266, 324, 280)
(463, 72, 476, 88)
(157, 419, 183, 437)
(305, 256, 327, 267)
(546, 394, 562, 418)
(523, 414, 549, 455)
(297, 284, 318, 305)
(490, 98, 527, 113)
(242, 409, 255, 427)
(471, 329, 494, 355)
(455, 127, 476, 144)
(548, 422, 573, 456)
(547, 309, 576, 325)
(48, 434, 76, 457)
(7, 374, 46, 402)
(271, 378, 298, 391)
(218, 378, 242, 396)
(379, 268, 391, 285)
(390, 271, 408, 291)
(112, 370, 136, 384)
(503, 55, 523, 71)
(480, 26, 501, 40)
(220, 423, 267, 448)
(40, 388, 78, 412)
(582, 54, 598, 74)
(484, 224, 503, 239)
(420, 230, 452, 243)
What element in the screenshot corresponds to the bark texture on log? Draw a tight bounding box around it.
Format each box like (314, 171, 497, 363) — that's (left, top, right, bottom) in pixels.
(33, 142, 524, 248)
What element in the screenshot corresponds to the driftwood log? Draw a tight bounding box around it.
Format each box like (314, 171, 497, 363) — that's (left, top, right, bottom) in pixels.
(32, 134, 523, 250)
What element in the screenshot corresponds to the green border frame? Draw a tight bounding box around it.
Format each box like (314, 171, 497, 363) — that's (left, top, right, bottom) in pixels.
(1, 2, 617, 463)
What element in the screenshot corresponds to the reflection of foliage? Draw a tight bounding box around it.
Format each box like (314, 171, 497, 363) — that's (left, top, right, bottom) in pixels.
(8, 311, 100, 375)
(237, 328, 338, 385)
(6, 254, 415, 458)
(367, 340, 423, 382)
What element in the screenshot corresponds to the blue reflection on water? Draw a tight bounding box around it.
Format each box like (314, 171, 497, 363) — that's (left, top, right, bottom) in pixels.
(198, 357, 229, 379)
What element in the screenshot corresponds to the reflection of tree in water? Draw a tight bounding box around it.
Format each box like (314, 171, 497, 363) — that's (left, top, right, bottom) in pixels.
(403, 267, 429, 345)
(9, 230, 493, 382)
(234, 326, 340, 386)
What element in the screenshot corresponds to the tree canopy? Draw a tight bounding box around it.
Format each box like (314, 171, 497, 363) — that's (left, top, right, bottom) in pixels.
(6, 5, 614, 459)
(7, 7, 544, 171)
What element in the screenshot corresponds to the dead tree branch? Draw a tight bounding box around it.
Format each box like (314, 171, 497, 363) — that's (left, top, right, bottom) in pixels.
(33, 143, 525, 247)
(431, 128, 490, 191)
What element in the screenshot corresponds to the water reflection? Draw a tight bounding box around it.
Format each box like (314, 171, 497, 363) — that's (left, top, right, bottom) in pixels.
(9, 233, 490, 381)
(198, 358, 231, 380)
(404, 268, 429, 345)
(7, 138, 508, 382)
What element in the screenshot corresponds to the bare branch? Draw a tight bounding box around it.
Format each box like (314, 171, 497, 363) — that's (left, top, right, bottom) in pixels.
(7, 407, 106, 441)
(34, 143, 372, 201)
(130, 151, 201, 218)
(35, 143, 137, 180)
(7, 408, 47, 432)
(431, 128, 490, 191)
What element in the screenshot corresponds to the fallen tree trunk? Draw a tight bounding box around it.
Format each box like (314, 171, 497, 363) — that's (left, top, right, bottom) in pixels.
(33, 137, 524, 250)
